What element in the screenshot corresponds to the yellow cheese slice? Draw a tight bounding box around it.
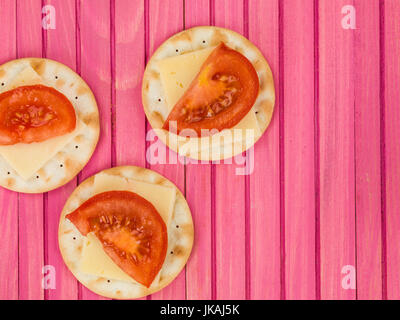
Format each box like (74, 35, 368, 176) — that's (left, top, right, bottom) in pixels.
(0, 122, 82, 180)
(178, 109, 261, 154)
(81, 233, 135, 283)
(158, 46, 261, 156)
(0, 66, 81, 180)
(158, 46, 215, 111)
(80, 173, 176, 285)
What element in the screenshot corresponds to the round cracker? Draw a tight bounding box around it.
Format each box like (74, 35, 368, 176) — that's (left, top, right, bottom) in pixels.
(142, 26, 275, 161)
(58, 166, 194, 300)
(0, 58, 99, 193)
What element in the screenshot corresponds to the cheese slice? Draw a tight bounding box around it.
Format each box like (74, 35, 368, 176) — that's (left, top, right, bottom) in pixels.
(158, 46, 261, 156)
(0, 122, 82, 180)
(80, 173, 176, 285)
(0, 66, 81, 180)
(81, 233, 135, 283)
(158, 46, 216, 111)
(178, 109, 261, 154)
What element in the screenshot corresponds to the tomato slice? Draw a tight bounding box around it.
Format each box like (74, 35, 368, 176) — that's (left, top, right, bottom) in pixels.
(0, 84, 76, 145)
(66, 191, 168, 288)
(163, 42, 259, 136)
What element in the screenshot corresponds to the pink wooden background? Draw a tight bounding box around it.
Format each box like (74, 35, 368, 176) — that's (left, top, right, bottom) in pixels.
(0, 0, 398, 300)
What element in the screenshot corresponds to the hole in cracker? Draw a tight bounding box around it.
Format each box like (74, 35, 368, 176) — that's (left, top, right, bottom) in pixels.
(60, 164, 63, 168)
(73, 237, 76, 240)
(158, 98, 162, 102)
(7, 172, 10, 175)
(36, 175, 40, 179)
(55, 76, 58, 79)
(176, 225, 179, 228)
(75, 96, 78, 100)
(75, 145, 79, 149)
(175, 49, 179, 53)
(1, 83, 4, 86)
(170, 251, 174, 254)
(202, 40, 206, 44)
(107, 280, 111, 283)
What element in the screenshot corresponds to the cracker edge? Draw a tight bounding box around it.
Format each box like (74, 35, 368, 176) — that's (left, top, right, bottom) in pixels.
(0, 57, 100, 193)
(141, 26, 276, 161)
(58, 165, 194, 300)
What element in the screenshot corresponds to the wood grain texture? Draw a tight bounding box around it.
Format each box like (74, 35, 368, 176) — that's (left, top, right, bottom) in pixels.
(319, 0, 356, 300)
(384, 0, 400, 300)
(184, 0, 213, 300)
(147, 0, 186, 300)
(213, 0, 247, 300)
(283, 0, 316, 300)
(78, 0, 112, 300)
(1, 0, 398, 300)
(185, 0, 210, 28)
(17, 0, 45, 300)
(44, 0, 79, 300)
(115, 0, 145, 167)
(248, 0, 281, 300)
(113, 0, 146, 300)
(0, 0, 18, 300)
(354, 0, 382, 300)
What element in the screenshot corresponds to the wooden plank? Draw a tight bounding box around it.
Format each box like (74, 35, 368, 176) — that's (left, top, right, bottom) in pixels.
(353, 0, 382, 300)
(114, 0, 146, 301)
(213, 0, 247, 300)
(184, 0, 213, 300)
(147, 0, 186, 300)
(319, 0, 356, 300)
(184, 0, 210, 28)
(44, 0, 79, 300)
(79, 0, 112, 300)
(248, 0, 281, 300)
(115, 0, 146, 167)
(16, 0, 45, 300)
(384, 0, 400, 300)
(282, 0, 316, 300)
(0, 0, 18, 300)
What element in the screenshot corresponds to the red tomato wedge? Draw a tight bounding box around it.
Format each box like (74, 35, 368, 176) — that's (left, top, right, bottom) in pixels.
(0, 84, 76, 145)
(66, 191, 168, 288)
(163, 42, 259, 136)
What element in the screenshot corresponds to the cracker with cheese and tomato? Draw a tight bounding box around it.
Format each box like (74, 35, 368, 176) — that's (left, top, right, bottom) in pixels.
(58, 166, 194, 299)
(142, 26, 275, 161)
(0, 58, 99, 193)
